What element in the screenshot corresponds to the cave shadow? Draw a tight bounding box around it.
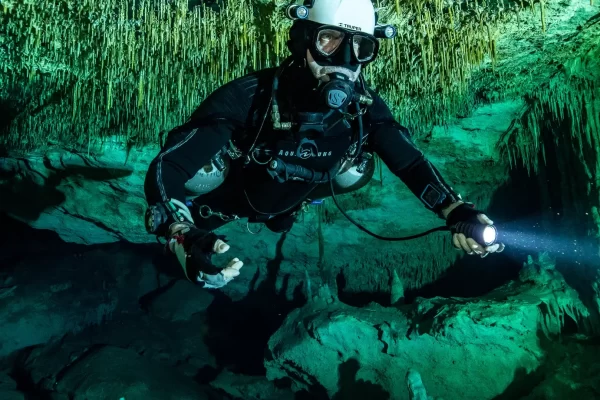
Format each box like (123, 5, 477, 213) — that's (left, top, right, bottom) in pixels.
(203, 231, 308, 376)
(149, 241, 182, 279)
(336, 271, 392, 307)
(331, 358, 390, 400)
(491, 366, 543, 400)
(0, 84, 27, 143)
(0, 164, 67, 222)
(0, 212, 92, 269)
(0, 81, 77, 145)
(0, 157, 133, 222)
(403, 248, 524, 302)
(0, 212, 162, 315)
(492, 310, 581, 400)
(0, 101, 18, 142)
(490, 332, 548, 400)
(140, 244, 193, 311)
(5, 344, 55, 400)
(9, 343, 112, 399)
(293, 358, 390, 400)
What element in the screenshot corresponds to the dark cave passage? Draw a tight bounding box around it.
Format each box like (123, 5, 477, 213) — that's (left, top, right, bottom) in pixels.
(202, 232, 308, 376)
(0, 213, 307, 381)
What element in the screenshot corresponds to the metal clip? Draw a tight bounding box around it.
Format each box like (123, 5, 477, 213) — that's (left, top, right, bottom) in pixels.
(198, 205, 240, 222)
(341, 106, 367, 121)
(296, 200, 310, 215)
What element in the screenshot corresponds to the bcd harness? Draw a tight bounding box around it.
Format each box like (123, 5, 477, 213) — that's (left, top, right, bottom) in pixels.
(208, 59, 372, 188)
(177, 58, 461, 242)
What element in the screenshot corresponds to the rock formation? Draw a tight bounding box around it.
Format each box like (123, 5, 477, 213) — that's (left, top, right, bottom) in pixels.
(0, 0, 599, 399)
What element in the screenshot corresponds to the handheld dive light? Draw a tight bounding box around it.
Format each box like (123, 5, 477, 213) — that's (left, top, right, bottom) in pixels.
(452, 222, 498, 247)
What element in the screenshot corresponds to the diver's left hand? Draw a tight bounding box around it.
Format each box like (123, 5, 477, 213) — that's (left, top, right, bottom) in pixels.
(196, 239, 244, 289)
(198, 255, 244, 289)
(444, 202, 505, 258)
(451, 213, 505, 258)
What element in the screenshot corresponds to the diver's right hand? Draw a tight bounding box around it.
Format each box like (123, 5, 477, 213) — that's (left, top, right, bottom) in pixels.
(168, 224, 243, 288)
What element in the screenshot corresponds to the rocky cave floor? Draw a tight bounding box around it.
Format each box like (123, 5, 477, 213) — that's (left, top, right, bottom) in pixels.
(0, 213, 599, 400)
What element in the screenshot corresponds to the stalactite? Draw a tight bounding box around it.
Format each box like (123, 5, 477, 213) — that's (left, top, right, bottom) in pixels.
(498, 76, 600, 175)
(539, 0, 546, 33)
(0, 0, 554, 149)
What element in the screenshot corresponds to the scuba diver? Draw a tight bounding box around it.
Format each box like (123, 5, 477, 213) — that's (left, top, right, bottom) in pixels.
(143, 0, 505, 289)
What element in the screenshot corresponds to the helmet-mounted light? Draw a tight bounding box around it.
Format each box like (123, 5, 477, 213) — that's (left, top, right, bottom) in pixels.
(374, 24, 397, 39)
(286, 1, 396, 40)
(287, 4, 310, 20)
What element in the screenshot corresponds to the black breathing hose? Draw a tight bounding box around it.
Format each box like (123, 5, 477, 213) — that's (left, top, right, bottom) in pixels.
(354, 101, 364, 158)
(327, 175, 450, 241)
(326, 108, 450, 241)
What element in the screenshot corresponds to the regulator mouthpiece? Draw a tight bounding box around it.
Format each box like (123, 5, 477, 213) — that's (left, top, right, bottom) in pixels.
(322, 78, 353, 109)
(452, 222, 498, 247)
(287, 4, 309, 20)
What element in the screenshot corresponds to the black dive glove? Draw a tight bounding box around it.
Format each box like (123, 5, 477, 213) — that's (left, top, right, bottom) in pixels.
(167, 223, 244, 289)
(445, 202, 504, 256)
(145, 199, 243, 288)
(445, 202, 481, 228)
(175, 226, 227, 276)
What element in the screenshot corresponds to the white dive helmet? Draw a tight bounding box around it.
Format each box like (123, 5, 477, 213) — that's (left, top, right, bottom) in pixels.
(290, 0, 376, 35)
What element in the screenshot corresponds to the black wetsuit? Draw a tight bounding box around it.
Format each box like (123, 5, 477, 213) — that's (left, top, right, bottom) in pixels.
(144, 65, 459, 232)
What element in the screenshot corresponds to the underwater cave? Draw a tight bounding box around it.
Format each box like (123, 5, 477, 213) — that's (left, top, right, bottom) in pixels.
(1, 0, 600, 399)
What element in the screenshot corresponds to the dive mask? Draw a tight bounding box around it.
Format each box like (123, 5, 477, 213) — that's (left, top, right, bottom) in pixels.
(311, 25, 380, 65)
(307, 25, 378, 109)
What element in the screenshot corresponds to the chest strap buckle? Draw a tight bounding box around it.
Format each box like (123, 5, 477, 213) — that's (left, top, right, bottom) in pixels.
(226, 140, 243, 160)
